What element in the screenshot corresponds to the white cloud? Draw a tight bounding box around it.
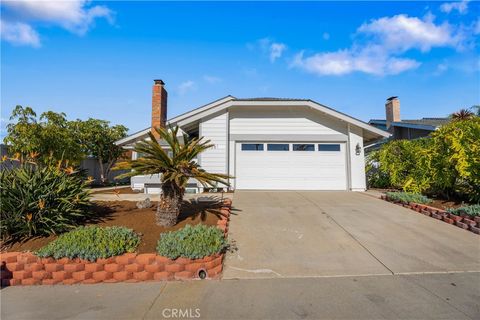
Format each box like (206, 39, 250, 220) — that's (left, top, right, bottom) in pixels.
(1, 0, 114, 47)
(292, 47, 420, 76)
(269, 42, 286, 62)
(440, 0, 469, 14)
(0, 19, 40, 47)
(474, 19, 480, 35)
(252, 38, 287, 62)
(203, 75, 222, 84)
(177, 81, 196, 95)
(358, 14, 463, 52)
(292, 14, 465, 76)
(434, 62, 449, 75)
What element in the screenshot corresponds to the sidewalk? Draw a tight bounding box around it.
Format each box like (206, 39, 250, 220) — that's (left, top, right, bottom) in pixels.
(1, 273, 478, 319)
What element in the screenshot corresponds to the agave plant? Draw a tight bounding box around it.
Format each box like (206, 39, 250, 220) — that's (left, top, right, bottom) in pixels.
(114, 126, 230, 227)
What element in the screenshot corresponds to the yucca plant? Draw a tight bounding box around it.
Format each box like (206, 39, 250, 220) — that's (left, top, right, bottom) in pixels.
(0, 157, 92, 240)
(114, 126, 230, 227)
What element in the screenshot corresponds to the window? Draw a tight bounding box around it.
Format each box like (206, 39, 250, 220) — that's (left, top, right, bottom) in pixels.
(293, 144, 315, 151)
(241, 143, 264, 151)
(267, 144, 289, 151)
(318, 144, 341, 151)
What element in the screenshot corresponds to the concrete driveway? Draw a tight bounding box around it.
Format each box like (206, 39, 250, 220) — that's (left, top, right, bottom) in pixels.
(223, 191, 480, 279)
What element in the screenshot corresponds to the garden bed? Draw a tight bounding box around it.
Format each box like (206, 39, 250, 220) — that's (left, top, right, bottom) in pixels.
(90, 187, 142, 195)
(381, 195, 479, 235)
(2, 200, 223, 253)
(0, 199, 232, 286)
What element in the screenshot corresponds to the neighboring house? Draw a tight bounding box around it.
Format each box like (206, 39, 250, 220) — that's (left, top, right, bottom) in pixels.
(116, 80, 389, 193)
(369, 96, 450, 140)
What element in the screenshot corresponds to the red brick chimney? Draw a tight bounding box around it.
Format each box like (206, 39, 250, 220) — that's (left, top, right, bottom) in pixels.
(385, 96, 400, 132)
(151, 79, 167, 138)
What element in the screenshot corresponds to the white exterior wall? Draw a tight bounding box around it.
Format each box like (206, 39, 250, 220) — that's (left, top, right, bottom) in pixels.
(199, 111, 229, 175)
(229, 106, 346, 135)
(348, 125, 366, 191)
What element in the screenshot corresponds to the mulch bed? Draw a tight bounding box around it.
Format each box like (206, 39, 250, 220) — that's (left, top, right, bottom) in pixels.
(381, 195, 479, 235)
(2, 200, 224, 253)
(90, 187, 141, 195)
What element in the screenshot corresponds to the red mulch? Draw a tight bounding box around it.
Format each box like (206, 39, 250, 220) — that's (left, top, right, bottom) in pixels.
(2, 200, 224, 254)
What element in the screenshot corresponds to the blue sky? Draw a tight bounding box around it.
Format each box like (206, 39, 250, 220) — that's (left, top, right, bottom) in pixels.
(1, 1, 479, 138)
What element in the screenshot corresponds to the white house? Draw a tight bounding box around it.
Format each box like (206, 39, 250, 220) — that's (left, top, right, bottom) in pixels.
(116, 80, 390, 193)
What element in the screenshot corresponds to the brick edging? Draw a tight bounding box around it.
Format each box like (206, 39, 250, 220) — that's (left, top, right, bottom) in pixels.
(0, 198, 232, 287)
(380, 195, 479, 235)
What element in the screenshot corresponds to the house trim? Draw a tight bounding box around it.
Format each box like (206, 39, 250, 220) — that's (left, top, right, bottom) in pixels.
(229, 134, 348, 142)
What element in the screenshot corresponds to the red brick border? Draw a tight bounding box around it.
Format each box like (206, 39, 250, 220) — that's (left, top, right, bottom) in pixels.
(0, 198, 232, 287)
(381, 195, 479, 235)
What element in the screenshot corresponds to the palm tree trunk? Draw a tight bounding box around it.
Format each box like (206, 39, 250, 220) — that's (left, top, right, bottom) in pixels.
(156, 182, 183, 227)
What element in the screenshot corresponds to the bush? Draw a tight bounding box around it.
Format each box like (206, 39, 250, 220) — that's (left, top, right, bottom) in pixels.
(386, 192, 432, 204)
(36, 226, 140, 261)
(428, 118, 480, 202)
(157, 224, 227, 259)
(0, 163, 92, 239)
(366, 150, 391, 188)
(370, 118, 480, 202)
(447, 205, 480, 217)
(377, 139, 432, 193)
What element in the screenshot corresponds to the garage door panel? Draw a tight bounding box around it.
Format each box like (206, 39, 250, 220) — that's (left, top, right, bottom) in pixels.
(235, 142, 347, 190)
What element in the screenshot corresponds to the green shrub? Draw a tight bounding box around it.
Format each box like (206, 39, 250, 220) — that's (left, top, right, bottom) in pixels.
(36, 226, 140, 261)
(157, 224, 227, 259)
(386, 192, 432, 204)
(377, 139, 432, 193)
(447, 205, 480, 217)
(428, 118, 480, 202)
(370, 118, 480, 202)
(0, 163, 92, 239)
(366, 150, 391, 188)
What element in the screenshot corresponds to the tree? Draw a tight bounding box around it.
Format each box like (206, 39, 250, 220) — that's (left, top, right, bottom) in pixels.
(114, 126, 230, 227)
(450, 109, 475, 121)
(5, 106, 83, 164)
(73, 119, 128, 185)
(5, 106, 129, 184)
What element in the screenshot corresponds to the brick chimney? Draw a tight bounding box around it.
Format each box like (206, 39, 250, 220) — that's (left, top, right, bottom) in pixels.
(151, 79, 167, 138)
(385, 96, 400, 131)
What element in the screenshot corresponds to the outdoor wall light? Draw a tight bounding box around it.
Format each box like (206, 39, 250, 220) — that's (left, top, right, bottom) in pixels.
(355, 143, 362, 155)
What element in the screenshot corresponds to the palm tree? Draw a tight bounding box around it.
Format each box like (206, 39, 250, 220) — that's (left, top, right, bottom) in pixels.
(450, 109, 474, 121)
(114, 126, 230, 227)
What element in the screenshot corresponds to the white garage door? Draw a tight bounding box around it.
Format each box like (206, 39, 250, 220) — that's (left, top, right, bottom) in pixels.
(235, 142, 347, 190)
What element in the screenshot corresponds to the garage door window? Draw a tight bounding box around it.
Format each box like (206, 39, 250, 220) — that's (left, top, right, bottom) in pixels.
(267, 144, 289, 151)
(241, 143, 264, 151)
(293, 144, 315, 151)
(318, 144, 341, 151)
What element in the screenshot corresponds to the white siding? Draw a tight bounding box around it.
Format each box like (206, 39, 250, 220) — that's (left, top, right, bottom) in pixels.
(230, 106, 347, 135)
(348, 126, 366, 191)
(199, 111, 228, 174)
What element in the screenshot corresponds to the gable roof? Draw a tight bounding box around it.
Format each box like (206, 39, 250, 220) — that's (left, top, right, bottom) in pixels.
(116, 96, 390, 146)
(369, 118, 449, 131)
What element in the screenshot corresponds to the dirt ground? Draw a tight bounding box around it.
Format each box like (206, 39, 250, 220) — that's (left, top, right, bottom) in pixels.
(90, 187, 141, 195)
(428, 198, 467, 210)
(3, 200, 223, 253)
